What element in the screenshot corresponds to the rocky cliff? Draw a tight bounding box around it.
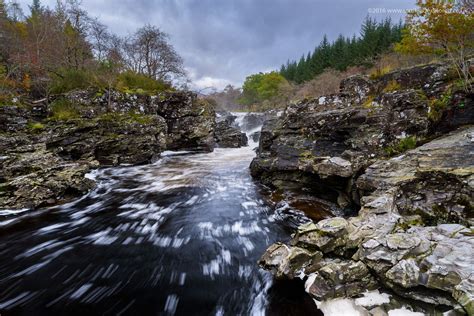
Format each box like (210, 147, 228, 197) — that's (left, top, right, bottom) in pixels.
(251, 63, 472, 210)
(0, 91, 215, 210)
(254, 63, 474, 314)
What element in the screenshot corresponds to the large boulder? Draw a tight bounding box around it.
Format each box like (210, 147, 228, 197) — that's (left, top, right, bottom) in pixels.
(357, 126, 474, 226)
(258, 242, 322, 280)
(292, 218, 350, 254)
(214, 121, 248, 148)
(305, 259, 378, 301)
(215, 110, 237, 125)
(357, 224, 474, 307)
(152, 93, 216, 151)
(62, 90, 216, 152)
(46, 113, 168, 166)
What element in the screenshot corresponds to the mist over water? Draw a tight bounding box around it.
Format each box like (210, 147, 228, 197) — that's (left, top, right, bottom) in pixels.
(0, 116, 316, 315)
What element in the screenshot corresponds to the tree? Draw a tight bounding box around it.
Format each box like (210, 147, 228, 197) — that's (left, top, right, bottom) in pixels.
(89, 18, 111, 62)
(0, 0, 185, 99)
(63, 0, 92, 69)
(240, 71, 289, 106)
(96, 59, 119, 111)
(0, 0, 8, 60)
(396, 0, 474, 91)
(123, 25, 184, 81)
(29, 0, 42, 16)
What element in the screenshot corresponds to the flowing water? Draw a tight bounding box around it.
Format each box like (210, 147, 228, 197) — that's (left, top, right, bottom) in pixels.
(0, 115, 318, 316)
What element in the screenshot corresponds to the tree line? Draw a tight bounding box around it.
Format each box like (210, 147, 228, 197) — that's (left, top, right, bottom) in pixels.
(235, 2, 472, 112)
(280, 17, 403, 83)
(0, 0, 184, 100)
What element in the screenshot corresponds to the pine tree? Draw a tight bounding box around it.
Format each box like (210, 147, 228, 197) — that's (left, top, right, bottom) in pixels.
(294, 55, 306, 83)
(29, 0, 42, 16)
(279, 17, 404, 83)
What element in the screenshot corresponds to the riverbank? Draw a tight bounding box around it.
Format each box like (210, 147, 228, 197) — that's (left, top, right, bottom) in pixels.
(253, 61, 474, 314)
(0, 91, 215, 210)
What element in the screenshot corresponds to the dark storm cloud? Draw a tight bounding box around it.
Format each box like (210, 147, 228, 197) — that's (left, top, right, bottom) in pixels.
(19, 0, 415, 89)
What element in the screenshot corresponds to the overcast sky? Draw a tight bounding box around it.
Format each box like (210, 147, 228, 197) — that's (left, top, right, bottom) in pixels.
(18, 0, 414, 90)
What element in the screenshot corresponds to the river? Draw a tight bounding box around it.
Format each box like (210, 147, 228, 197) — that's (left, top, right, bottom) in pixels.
(0, 115, 319, 316)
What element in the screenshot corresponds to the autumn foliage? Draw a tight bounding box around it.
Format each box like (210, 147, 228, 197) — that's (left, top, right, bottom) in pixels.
(0, 0, 184, 103)
(396, 0, 474, 91)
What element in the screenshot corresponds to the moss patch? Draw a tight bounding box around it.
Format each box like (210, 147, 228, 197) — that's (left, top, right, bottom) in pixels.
(384, 136, 418, 156)
(97, 112, 154, 125)
(27, 122, 45, 132)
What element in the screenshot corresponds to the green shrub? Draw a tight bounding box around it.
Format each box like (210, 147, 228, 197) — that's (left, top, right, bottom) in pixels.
(50, 69, 96, 94)
(385, 136, 418, 156)
(50, 99, 80, 120)
(428, 92, 451, 122)
(115, 72, 171, 94)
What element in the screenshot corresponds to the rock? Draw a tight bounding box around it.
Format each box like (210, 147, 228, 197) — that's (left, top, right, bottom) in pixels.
(395, 172, 473, 226)
(216, 110, 237, 125)
(250, 63, 473, 217)
(340, 75, 374, 103)
(305, 259, 378, 300)
(356, 224, 473, 308)
(61, 90, 217, 152)
(435, 91, 474, 134)
(239, 112, 267, 131)
(375, 63, 450, 96)
(0, 106, 30, 132)
(293, 217, 349, 254)
(46, 113, 168, 166)
(0, 147, 96, 209)
(214, 121, 248, 148)
(249, 131, 261, 143)
(153, 93, 215, 151)
(258, 242, 323, 279)
(259, 127, 474, 312)
(250, 87, 432, 210)
(315, 157, 354, 179)
(453, 279, 474, 315)
(258, 242, 290, 275)
(357, 126, 474, 225)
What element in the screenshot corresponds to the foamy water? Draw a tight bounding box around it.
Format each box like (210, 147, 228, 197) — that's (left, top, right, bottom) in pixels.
(0, 115, 316, 315)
